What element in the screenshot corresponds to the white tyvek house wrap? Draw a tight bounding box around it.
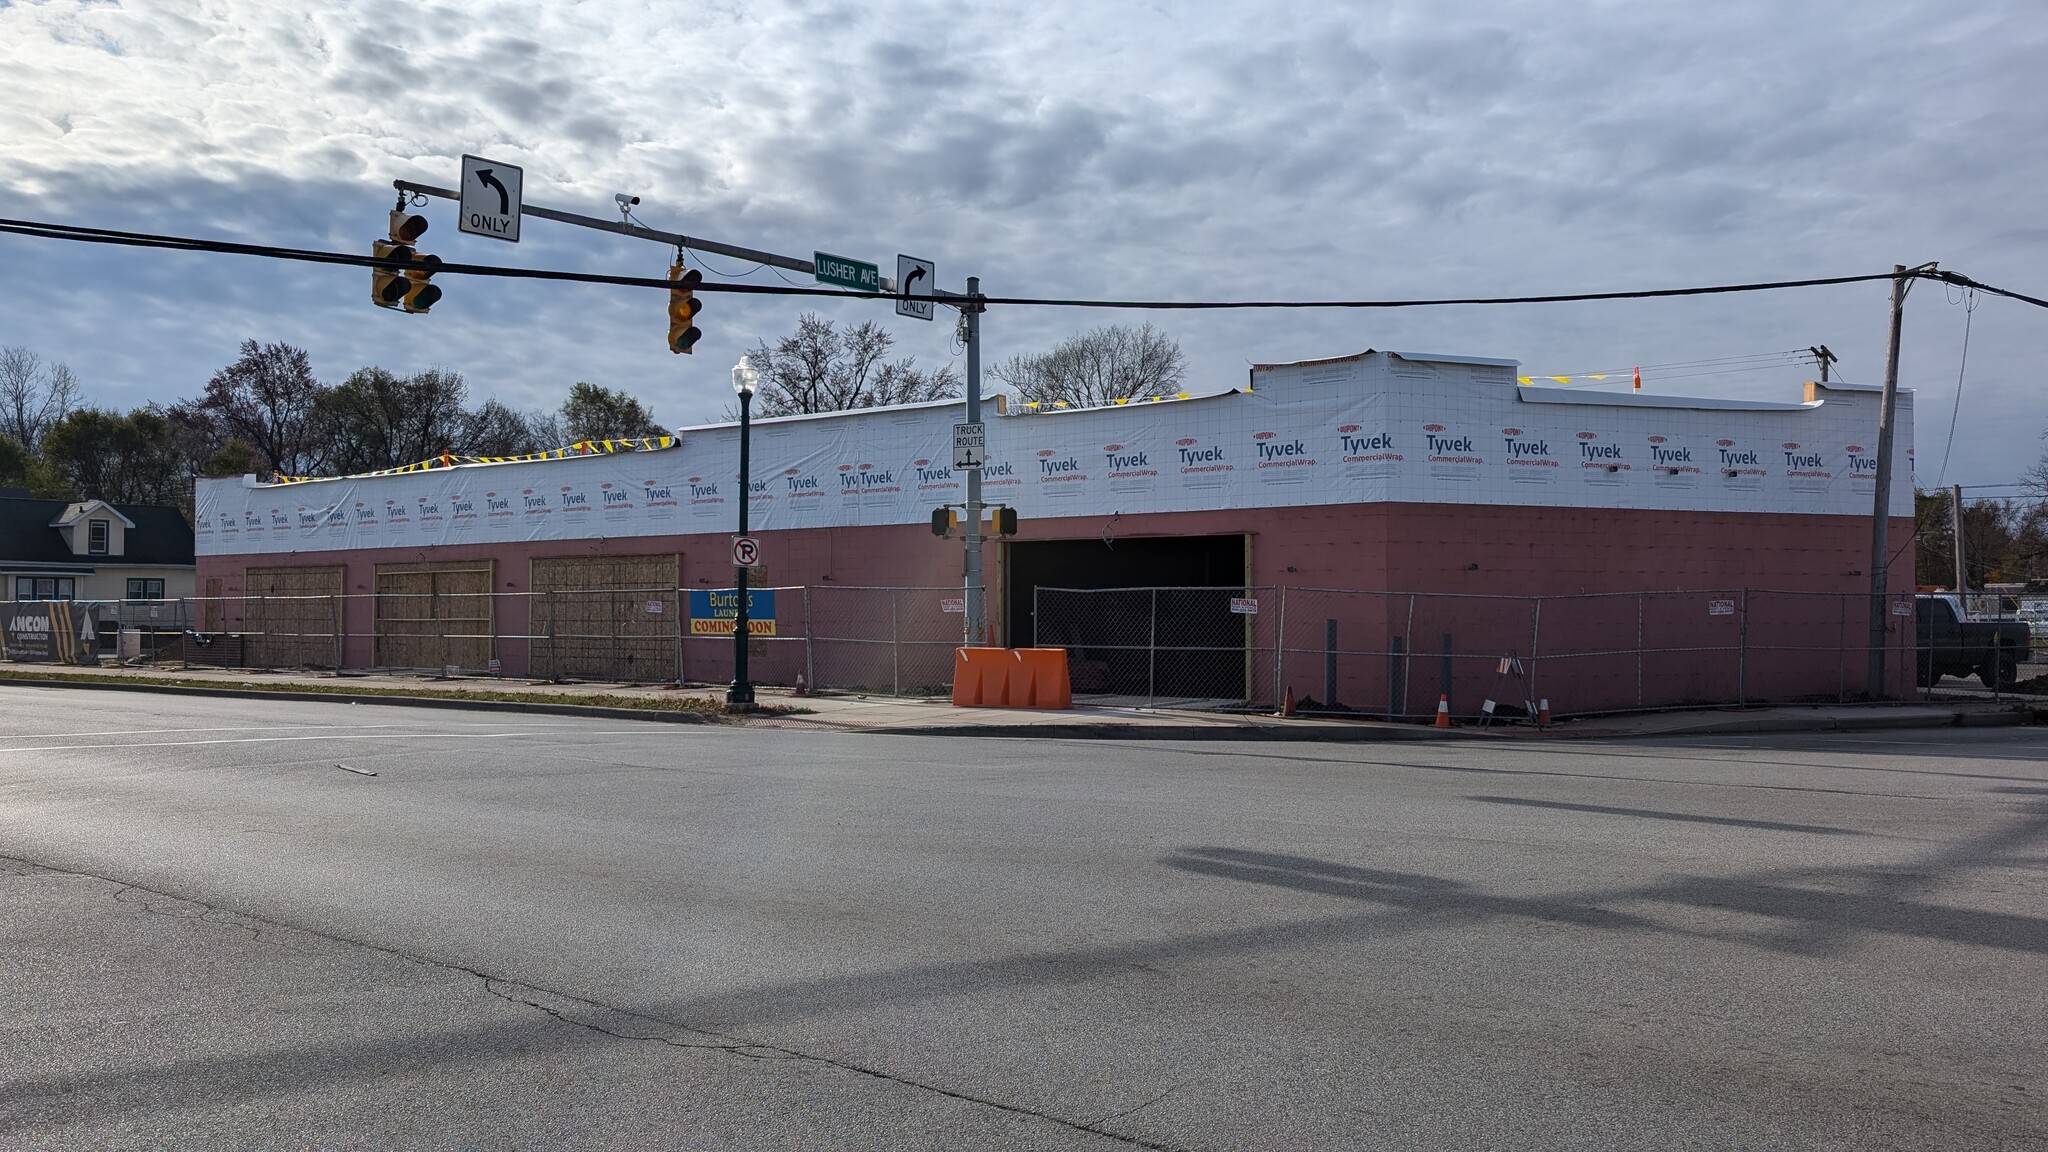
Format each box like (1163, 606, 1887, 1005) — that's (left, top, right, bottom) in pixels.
(192, 351, 1914, 558)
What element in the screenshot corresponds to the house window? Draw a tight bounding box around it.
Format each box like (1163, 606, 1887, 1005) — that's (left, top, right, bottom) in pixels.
(16, 577, 76, 601)
(88, 519, 110, 555)
(126, 578, 166, 600)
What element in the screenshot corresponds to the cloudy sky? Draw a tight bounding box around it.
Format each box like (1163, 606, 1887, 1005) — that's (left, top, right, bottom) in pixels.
(2, 0, 2044, 486)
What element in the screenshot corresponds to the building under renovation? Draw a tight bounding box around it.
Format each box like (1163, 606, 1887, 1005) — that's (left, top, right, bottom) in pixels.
(191, 349, 1917, 714)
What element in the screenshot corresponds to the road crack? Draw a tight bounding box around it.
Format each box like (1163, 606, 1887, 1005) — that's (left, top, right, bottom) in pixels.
(475, 975, 1190, 1150)
(2, 850, 1190, 1152)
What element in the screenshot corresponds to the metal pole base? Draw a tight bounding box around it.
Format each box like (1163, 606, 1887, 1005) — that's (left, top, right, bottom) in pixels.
(725, 681, 756, 710)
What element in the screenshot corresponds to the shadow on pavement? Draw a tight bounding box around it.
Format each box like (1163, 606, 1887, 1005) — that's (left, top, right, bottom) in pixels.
(1463, 794, 1863, 835)
(9, 797, 2047, 1125)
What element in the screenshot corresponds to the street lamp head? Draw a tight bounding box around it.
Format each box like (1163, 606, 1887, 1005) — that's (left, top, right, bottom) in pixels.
(732, 356, 759, 398)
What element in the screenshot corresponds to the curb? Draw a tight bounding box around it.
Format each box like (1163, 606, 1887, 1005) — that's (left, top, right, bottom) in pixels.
(870, 708, 2031, 741)
(0, 677, 717, 726)
(3, 673, 2030, 740)
(1597, 709, 2029, 737)
(863, 722, 1465, 742)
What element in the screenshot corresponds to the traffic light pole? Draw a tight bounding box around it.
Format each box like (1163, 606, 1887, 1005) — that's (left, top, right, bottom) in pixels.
(393, 177, 992, 641)
(391, 181, 815, 274)
(962, 277, 988, 648)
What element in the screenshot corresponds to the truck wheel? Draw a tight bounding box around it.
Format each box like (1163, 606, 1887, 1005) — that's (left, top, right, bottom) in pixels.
(1979, 648, 2020, 691)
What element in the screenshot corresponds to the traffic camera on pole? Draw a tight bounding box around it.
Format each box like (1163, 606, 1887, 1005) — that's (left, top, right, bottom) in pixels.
(668, 261, 703, 353)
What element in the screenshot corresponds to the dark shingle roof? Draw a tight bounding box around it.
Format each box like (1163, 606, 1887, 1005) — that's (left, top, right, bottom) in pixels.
(0, 497, 194, 567)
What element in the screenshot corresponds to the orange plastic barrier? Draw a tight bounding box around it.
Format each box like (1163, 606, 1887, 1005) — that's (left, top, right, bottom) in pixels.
(952, 647, 1073, 710)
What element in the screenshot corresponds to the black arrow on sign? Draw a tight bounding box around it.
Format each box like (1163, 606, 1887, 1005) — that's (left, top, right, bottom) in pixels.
(903, 263, 928, 299)
(476, 169, 510, 216)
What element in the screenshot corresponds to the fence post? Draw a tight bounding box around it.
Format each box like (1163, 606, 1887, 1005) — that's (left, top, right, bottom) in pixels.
(1636, 593, 1646, 710)
(1388, 633, 1404, 719)
(1273, 585, 1287, 711)
(1843, 590, 1859, 701)
(1148, 588, 1158, 707)
(1737, 589, 1749, 705)
(1439, 631, 1453, 713)
(1527, 597, 1543, 711)
(331, 592, 343, 672)
(1402, 595, 1416, 717)
(891, 589, 901, 696)
(1324, 618, 1338, 708)
(803, 586, 815, 691)
(1032, 585, 1041, 649)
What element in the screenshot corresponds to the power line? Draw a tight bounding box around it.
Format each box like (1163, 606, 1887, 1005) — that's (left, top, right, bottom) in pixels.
(1930, 271, 2048, 311)
(0, 215, 1943, 311)
(1935, 286, 1978, 486)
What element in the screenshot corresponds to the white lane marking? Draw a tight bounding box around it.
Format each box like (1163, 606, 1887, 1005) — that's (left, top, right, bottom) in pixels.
(0, 733, 533, 754)
(0, 724, 402, 741)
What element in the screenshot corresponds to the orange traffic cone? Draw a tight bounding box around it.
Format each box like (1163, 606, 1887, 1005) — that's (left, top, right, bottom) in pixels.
(1434, 694, 1452, 728)
(1537, 698, 1552, 726)
(1279, 686, 1297, 718)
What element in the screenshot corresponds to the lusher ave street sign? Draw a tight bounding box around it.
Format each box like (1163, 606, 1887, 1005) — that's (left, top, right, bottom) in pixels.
(813, 251, 880, 292)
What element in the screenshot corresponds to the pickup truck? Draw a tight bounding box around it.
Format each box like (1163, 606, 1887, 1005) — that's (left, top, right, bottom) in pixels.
(1916, 593, 2031, 689)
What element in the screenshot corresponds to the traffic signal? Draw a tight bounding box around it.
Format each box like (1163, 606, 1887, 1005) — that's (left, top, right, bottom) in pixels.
(403, 250, 442, 313)
(373, 211, 439, 313)
(668, 263, 703, 353)
(992, 506, 1019, 536)
(931, 507, 958, 537)
(371, 239, 408, 308)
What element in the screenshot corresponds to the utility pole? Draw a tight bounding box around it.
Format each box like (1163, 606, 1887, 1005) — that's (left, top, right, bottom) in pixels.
(1951, 483, 1968, 598)
(961, 276, 988, 647)
(1810, 344, 1837, 382)
(1866, 263, 1934, 699)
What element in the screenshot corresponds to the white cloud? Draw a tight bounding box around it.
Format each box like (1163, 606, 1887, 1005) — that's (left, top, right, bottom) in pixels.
(1, 0, 2044, 483)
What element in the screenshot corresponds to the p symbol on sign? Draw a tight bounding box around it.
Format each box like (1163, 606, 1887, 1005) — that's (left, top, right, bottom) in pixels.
(731, 535, 762, 568)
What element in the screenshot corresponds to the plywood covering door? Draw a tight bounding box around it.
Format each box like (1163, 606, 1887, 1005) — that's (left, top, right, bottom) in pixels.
(529, 554, 680, 682)
(373, 562, 494, 672)
(243, 566, 343, 669)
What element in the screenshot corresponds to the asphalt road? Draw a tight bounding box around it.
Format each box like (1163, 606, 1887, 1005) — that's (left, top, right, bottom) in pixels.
(2, 686, 2044, 1150)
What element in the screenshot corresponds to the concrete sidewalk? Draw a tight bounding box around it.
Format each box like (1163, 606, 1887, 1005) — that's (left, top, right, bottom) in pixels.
(0, 660, 2034, 740)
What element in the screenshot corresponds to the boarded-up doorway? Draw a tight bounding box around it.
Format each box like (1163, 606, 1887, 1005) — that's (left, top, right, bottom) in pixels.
(530, 554, 680, 682)
(373, 562, 495, 672)
(244, 565, 343, 669)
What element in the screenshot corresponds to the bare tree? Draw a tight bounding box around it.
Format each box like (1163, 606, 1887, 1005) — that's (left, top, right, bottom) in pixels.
(313, 366, 472, 473)
(0, 346, 82, 451)
(523, 407, 567, 450)
(989, 322, 1186, 409)
(746, 314, 959, 417)
(561, 381, 665, 442)
(461, 399, 549, 457)
(196, 340, 329, 477)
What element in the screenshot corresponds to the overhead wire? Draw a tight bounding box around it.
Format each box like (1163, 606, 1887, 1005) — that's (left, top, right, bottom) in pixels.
(0, 215, 1938, 310)
(1935, 286, 1977, 486)
(5, 215, 2047, 322)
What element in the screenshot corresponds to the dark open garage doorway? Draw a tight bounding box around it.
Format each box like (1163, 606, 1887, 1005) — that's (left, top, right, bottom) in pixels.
(1006, 534, 1254, 707)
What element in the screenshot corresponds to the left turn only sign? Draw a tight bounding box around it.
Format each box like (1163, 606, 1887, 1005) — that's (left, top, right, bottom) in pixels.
(459, 155, 522, 242)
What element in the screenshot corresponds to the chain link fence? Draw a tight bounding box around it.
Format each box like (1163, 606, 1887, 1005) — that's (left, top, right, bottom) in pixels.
(9, 585, 2041, 714)
(1033, 586, 1279, 709)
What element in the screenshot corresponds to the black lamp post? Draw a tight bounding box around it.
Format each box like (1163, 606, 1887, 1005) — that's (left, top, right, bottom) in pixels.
(727, 355, 759, 708)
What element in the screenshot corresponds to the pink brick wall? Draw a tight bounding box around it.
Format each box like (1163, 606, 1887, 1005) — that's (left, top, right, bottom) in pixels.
(197, 503, 1914, 704)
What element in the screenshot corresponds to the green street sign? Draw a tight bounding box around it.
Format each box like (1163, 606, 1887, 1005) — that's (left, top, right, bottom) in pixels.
(813, 251, 880, 292)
